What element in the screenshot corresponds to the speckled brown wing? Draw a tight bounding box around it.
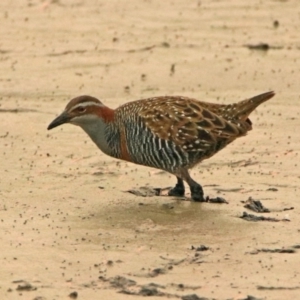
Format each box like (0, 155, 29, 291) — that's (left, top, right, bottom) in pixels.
(137, 96, 248, 153)
(191, 91, 275, 123)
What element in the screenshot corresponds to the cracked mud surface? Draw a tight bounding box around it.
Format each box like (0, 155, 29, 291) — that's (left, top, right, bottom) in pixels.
(1, 1, 300, 299)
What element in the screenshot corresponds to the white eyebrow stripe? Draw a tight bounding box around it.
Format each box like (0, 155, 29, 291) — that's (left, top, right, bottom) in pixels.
(70, 101, 103, 111)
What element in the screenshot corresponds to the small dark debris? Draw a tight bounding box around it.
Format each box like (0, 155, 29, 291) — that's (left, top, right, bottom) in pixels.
(266, 187, 278, 191)
(127, 187, 160, 197)
(107, 260, 113, 266)
(118, 289, 133, 295)
(292, 244, 300, 249)
(245, 43, 270, 51)
(127, 45, 156, 53)
(105, 274, 199, 298)
(109, 276, 136, 289)
(257, 285, 300, 290)
(189, 255, 205, 264)
(240, 212, 287, 222)
(244, 198, 270, 213)
(250, 248, 296, 254)
(182, 294, 209, 300)
(244, 43, 283, 51)
(239, 296, 262, 300)
(191, 245, 209, 252)
(283, 207, 294, 211)
(150, 267, 167, 277)
(33, 297, 47, 300)
(147, 282, 165, 289)
(98, 276, 107, 281)
(146, 259, 185, 277)
(170, 63, 175, 75)
(159, 256, 185, 266)
(69, 291, 78, 299)
(48, 50, 87, 56)
(206, 196, 228, 204)
(93, 171, 117, 176)
(15, 281, 36, 291)
(120, 285, 166, 297)
(260, 248, 295, 254)
(0, 132, 9, 138)
(139, 286, 159, 296)
(0, 108, 38, 113)
(161, 42, 170, 48)
(273, 20, 279, 28)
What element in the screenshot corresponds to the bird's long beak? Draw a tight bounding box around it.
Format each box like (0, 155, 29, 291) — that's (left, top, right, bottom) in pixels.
(47, 111, 70, 130)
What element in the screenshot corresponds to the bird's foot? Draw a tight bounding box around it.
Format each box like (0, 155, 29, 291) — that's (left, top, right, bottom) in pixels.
(168, 184, 185, 197)
(190, 184, 205, 202)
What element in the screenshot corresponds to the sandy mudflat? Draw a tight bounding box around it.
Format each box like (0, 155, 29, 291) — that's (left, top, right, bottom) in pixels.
(1, 0, 300, 299)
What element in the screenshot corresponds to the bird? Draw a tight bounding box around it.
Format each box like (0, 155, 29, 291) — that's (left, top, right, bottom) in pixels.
(47, 91, 275, 202)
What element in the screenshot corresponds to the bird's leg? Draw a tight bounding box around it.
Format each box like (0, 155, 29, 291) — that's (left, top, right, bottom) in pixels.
(168, 176, 185, 197)
(180, 170, 205, 202)
(188, 180, 205, 202)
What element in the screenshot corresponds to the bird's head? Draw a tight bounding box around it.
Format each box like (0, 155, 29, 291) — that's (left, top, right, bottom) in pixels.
(47, 95, 114, 130)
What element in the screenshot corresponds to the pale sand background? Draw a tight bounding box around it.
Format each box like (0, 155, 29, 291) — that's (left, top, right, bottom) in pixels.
(1, 1, 300, 299)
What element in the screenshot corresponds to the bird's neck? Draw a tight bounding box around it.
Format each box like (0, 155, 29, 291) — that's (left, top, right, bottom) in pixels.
(94, 105, 115, 123)
(79, 106, 123, 159)
(80, 117, 113, 157)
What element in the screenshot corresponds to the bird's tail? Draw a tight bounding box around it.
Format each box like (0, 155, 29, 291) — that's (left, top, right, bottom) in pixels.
(229, 91, 275, 122)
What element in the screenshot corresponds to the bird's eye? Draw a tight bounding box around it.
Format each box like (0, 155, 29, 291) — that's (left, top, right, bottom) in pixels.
(77, 107, 86, 113)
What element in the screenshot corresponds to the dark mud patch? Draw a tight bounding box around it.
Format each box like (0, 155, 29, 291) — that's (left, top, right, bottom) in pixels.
(127, 188, 228, 203)
(242, 197, 294, 213)
(68, 291, 78, 299)
(240, 212, 290, 222)
(243, 198, 270, 213)
(191, 245, 210, 252)
(126, 186, 164, 197)
(99, 275, 208, 299)
(0, 108, 39, 113)
(12, 280, 37, 291)
(133, 256, 186, 278)
(249, 246, 297, 254)
(257, 285, 300, 291)
(205, 196, 228, 204)
(238, 296, 262, 300)
(181, 295, 210, 300)
(244, 43, 283, 51)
